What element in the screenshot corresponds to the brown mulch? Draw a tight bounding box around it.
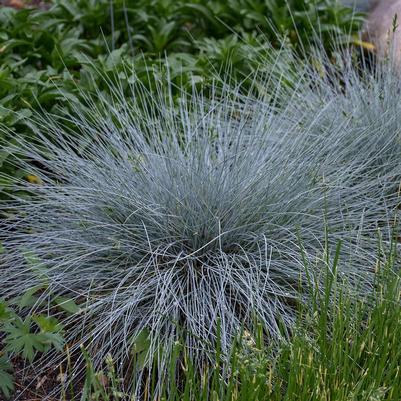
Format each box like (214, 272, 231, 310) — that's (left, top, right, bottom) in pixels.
(0, 357, 63, 401)
(0, 354, 86, 401)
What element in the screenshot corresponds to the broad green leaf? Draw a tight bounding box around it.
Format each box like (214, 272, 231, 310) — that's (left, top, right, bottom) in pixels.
(53, 296, 81, 315)
(13, 284, 45, 309)
(105, 47, 126, 70)
(131, 328, 151, 354)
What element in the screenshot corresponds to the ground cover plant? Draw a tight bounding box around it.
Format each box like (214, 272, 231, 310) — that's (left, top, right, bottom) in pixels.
(0, 294, 66, 399)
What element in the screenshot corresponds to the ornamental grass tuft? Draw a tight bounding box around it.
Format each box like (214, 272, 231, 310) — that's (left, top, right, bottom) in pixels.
(1, 49, 400, 393)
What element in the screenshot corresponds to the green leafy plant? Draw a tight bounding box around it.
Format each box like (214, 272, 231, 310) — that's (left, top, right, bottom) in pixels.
(0, 287, 69, 398)
(81, 348, 126, 401)
(2, 314, 64, 362)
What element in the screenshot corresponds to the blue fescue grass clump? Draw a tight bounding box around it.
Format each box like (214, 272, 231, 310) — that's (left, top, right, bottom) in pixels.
(0, 49, 400, 389)
(76, 249, 401, 401)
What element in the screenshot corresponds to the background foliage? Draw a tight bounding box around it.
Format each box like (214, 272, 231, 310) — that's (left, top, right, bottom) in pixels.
(0, 0, 363, 199)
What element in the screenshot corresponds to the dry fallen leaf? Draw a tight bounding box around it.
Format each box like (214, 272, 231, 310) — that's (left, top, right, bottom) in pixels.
(36, 375, 47, 390)
(56, 372, 67, 384)
(97, 373, 108, 387)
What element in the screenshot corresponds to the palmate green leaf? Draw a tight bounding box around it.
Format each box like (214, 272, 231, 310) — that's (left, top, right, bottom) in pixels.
(32, 315, 63, 333)
(33, 315, 64, 352)
(40, 331, 65, 352)
(3, 314, 65, 361)
(33, 315, 65, 352)
(3, 317, 46, 362)
(0, 355, 14, 399)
